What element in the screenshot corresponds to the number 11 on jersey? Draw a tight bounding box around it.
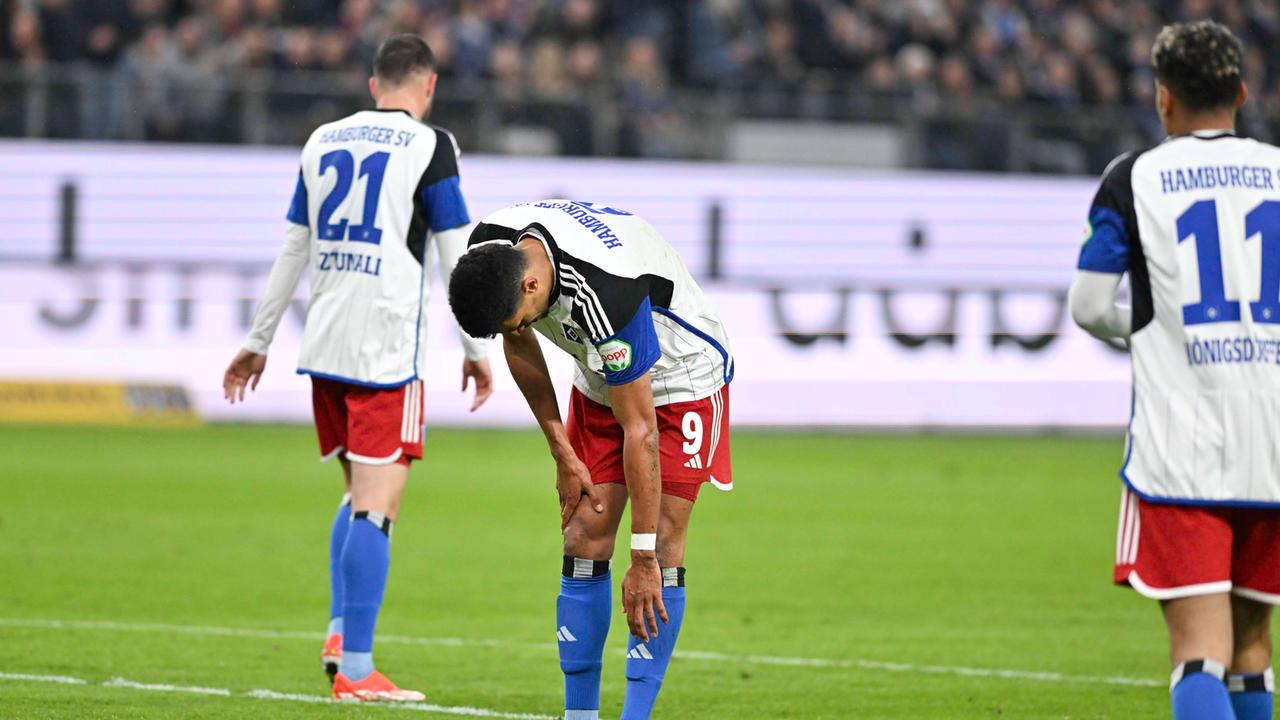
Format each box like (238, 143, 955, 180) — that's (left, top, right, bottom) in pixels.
(1177, 199, 1280, 325)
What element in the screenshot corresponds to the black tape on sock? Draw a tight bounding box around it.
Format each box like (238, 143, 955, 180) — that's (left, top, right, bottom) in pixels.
(562, 555, 610, 578)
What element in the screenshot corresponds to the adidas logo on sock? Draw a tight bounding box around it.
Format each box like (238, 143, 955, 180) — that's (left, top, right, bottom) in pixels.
(683, 455, 702, 469)
(627, 644, 654, 660)
(556, 626, 577, 643)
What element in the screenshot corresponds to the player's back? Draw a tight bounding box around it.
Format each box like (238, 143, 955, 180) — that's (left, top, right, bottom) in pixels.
(288, 109, 467, 385)
(473, 200, 733, 406)
(1122, 132, 1280, 502)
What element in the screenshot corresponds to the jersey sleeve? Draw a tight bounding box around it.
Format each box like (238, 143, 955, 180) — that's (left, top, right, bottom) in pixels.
(568, 268, 662, 386)
(285, 169, 308, 227)
(419, 128, 471, 233)
(1077, 153, 1138, 274)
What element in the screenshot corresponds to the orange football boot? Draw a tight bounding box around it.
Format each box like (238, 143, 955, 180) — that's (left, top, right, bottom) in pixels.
(321, 633, 342, 684)
(332, 670, 426, 702)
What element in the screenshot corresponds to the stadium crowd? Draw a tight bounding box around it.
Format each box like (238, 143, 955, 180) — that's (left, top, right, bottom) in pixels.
(1, 0, 1277, 165)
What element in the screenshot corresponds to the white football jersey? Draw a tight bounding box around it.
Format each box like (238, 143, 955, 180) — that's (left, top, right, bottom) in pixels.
(285, 109, 472, 386)
(1078, 131, 1280, 505)
(469, 200, 734, 407)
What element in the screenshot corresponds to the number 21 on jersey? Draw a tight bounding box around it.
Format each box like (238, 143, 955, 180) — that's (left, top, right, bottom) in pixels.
(1178, 199, 1280, 325)
(316, 149, 390, 245)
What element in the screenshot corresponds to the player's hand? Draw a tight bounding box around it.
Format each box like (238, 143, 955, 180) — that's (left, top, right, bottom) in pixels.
(222, 349, 266, 404)
(461, 358, 493, 412)
(555, 452, 604, 531)
(622, 555, 667, 642)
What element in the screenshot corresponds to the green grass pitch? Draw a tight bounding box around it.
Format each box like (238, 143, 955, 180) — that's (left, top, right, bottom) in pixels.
(1, 424, 1174, 718)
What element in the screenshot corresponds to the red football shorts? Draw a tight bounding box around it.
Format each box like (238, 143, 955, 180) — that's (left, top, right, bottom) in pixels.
(311, 377, 424, 467)
(566, 384, 732, 503)
(1114, 485, 1280, 603)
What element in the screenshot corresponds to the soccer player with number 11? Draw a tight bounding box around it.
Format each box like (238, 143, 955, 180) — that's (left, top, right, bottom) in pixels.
(1072, 20, 1280, 720)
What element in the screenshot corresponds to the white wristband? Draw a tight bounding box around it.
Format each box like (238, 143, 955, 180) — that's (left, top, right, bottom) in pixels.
(631, 533, 657, 551)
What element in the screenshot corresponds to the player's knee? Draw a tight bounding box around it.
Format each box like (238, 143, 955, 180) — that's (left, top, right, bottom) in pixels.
(562, 520, 614, 560)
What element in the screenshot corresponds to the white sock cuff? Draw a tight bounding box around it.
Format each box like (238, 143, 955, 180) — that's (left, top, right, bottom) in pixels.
(339, 492, 352, 508)
(1171, 659, 1227, 691)
(1227, 667, 1275, 693)
(565, 711, 599, 720)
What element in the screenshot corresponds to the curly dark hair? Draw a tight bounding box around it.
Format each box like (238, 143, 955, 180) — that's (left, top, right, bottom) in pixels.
(1151, 20, 1243, 111)
(373, 34, 436, 85)
(448, 244, 528, 339)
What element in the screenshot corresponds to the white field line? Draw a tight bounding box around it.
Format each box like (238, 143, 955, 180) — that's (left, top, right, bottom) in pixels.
(0, 672, 86, 685)
(103, 677, 232, 695)
(0, 617, 1163, 689)
(1, 673, 557, 719)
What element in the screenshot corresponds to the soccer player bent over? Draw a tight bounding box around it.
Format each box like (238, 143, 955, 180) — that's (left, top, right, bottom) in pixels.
(448, 201, 734, 719)
(1071, 21, 1280, 720)
(221, 35, 492, 701)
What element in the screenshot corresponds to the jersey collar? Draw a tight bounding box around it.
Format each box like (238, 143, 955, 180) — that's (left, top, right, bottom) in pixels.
(1168, 129, 1236, 141)
(366, 108, 415, 118)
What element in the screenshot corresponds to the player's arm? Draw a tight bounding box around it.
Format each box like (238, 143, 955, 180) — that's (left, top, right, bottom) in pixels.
(223, 218, 309, 404)
(1070, 152, 1137, 342)
(423, 128, 493, 411)
(436, 224, 492, 411)
(608, 373, 668, 642)
(1070, 270, 1131, 340)
(502, 327, 603, 529)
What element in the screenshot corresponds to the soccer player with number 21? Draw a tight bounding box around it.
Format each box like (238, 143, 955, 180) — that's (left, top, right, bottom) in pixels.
(449, 200, 734, 720)
(222, 35, 493, 702)
(1071, 20, 1280, 720)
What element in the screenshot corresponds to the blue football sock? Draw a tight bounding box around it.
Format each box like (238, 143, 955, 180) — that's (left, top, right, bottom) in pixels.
(558, 557, 612, 720)
(1171, 660, 1234, 720)
(339, 510, 391, 682)
(620, 567, 687, 720)
(327, 493, 351, 632)
(1229, 669, 1274, 720)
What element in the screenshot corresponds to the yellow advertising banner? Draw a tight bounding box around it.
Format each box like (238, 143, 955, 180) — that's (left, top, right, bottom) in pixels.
(0, 381, 201, 426)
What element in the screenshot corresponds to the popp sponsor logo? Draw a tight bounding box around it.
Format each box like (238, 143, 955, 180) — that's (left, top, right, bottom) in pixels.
(598, 339, 633, 373)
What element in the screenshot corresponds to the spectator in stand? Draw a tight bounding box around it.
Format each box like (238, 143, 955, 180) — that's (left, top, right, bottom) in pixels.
(0, 0, 1277, 164)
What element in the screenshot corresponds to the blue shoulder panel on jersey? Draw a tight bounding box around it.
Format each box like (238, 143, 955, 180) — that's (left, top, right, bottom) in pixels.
(286, 171, 309, 226)
(422, 176, 471, 233)
(598, 298, 661, 386)
(1077, 206, 1129, 273)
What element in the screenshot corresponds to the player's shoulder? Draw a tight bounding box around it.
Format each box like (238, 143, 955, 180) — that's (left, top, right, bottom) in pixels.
(416, 122, 464, 183)
(424, 123, 462, 155)
(1098, 145, 1158, 187)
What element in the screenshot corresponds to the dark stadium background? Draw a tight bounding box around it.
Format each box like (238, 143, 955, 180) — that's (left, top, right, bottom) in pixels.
(2, 0, 1277, 170)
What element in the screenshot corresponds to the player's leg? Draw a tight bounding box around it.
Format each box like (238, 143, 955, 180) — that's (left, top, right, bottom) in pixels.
(559, 388, 628, 720)
(335, 460, 409, 689)
(1228, 595, 1274, 720)
(559, 483, 628, 720)
(1226, 509, 1280, 719)
(620, 385, 728, 720)
(331, 380, 424, 701)
(1162, 593, 1235, 719)
(1113, 488, 1236, 718)
(620, 490, 694, 720)
(312, 377, 352, 680)
(323, 459, 354, 681)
